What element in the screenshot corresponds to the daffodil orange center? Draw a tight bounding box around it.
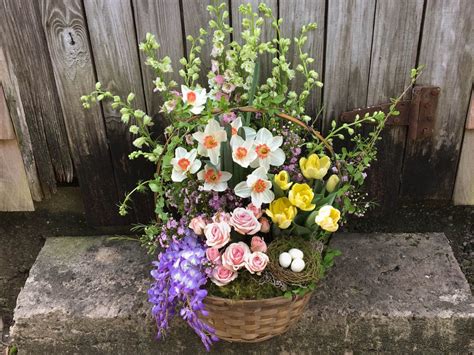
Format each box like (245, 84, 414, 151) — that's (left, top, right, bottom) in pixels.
(177, 158, 190, 171)
(255, 144, 270, 158)
(203, 135, 218, 149)
(253, 179, 267, 193)
(204, 169, 222, 183)
(187, 91, 197, 104)
(235, 147, 248, 160)
(231, 127, 238, 135)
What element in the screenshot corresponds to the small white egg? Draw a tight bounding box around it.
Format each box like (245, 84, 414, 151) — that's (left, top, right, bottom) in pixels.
(288, 248, 304, 260)
(290, 258, 305, 272)
(279, 252, 292, 268)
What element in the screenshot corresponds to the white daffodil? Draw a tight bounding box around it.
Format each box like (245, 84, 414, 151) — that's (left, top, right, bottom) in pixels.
(197, 164, 232, 192)
(181, 85, 207, 115)
(170, 147, 201, 182)
(230, 135, 257, 168)
(250, 128, 285, 171)
(230, 116, 256, 141)
(234, 167, 274, 207)
(193, 119, 227, 166)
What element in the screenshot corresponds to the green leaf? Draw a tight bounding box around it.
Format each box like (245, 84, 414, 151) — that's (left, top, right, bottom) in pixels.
(245, 62, 260, 125)
(148, 182, 160, 192)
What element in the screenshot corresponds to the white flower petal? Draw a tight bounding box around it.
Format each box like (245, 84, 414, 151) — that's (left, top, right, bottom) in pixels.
(208, 148, 220, 165)
(190, 105, 205, 115)
(212, 182, 228, 192)
(269, 148, 285, 167)
(260, 189, 275, 204)
(234, 181, 251, 198)
(190, 159, 202, 174)
(220, 171, 232, 182)
(269, 136, 283, 150)
(171, 169, 186, 182)
(255, 127, 273, 143)
(175, 147, 187, 158)
(243, 127, 256, 140)
(250, 192, 263, 208)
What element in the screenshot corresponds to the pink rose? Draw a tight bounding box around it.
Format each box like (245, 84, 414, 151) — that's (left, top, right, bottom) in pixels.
(211, 265, 238, 286)
(250, 236, 267, 253)
(212, 211, 231, 224)
(189, 216, 207, 235)
(245, 252, 269, 275)
(206, 247, 221, 264)
(259, 217, 270, 233)
(204, 222, 231, 249)
(222, 242, 251, 271)
(230, 208, 261, 235)
(247, 203, 263, 219)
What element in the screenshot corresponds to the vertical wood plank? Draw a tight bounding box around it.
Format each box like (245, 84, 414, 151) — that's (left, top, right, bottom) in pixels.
(41, 0, 122, 225)
(364, 0, 424, 210)
(132, 0, 185, 116)
(323, 0, 376, 132)
(401, 0, 473, 200)
(231, 0, 277, 83)
(0, 47, 43, 201)
(0, 86, 34, 211)
(1, 0, 74, 195)
(280, 0, 325, 118)
(181, 0, 230, 87)
(84, 0, 154, 222)
(453, 90, 474, 205)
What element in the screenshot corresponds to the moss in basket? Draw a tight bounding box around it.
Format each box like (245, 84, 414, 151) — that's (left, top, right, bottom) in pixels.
(207, 271, 284, 300)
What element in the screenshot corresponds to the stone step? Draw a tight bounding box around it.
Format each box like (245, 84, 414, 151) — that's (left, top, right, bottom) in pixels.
(11, 233, 473, 354)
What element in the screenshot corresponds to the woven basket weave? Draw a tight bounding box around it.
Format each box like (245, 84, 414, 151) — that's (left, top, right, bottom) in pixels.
(201, 292, 312, 342)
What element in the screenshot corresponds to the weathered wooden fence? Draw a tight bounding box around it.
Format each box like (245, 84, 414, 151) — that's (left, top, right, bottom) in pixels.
(0, 0, 472, 225)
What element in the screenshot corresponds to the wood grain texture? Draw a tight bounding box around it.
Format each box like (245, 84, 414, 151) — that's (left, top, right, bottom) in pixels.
(0, 47, 43, 201)
(0, 86, 34, 211)
(401, 0, 474, 200)
(1, 0, 74, 194)
(84, 0, 154, 223)
(0, 86, 15, 140)
(231, 0, 277, 84)
(453, 130, 474, 205)
(0, 140, 35, 211)
(181, 0, 230, 87)
(41, 0, 121, 225)
(133, 0, 185, 116)
(280, 0, 325, 118)
(323, 0, 376, 132)
(466, 91, 474, 130)
(364, 0, 424, 210)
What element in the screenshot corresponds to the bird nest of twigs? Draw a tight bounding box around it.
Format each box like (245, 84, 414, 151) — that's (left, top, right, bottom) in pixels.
(267, 238, 324, 287)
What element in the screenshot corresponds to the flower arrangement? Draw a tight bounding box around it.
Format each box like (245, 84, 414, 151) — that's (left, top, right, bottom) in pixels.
(82, 1, 421, 350)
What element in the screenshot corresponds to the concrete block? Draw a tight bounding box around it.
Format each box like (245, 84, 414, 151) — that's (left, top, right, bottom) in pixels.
(12, 233, 473, 354)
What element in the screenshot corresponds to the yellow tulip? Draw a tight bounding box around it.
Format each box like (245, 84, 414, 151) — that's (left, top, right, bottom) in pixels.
(266, 197, 297, 229)
(325, 174, 340, 193)
(288, 183, 316, 211)
(299, 154, 331, 180)
(274, 170, 293, 190)
(315, 205, 341, 232)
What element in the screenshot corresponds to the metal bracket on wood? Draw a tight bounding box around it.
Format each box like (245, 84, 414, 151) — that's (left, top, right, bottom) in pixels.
(339, 85, 440, 141)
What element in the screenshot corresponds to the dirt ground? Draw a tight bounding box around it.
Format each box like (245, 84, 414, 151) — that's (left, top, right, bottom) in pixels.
(0, 187, 472, 350)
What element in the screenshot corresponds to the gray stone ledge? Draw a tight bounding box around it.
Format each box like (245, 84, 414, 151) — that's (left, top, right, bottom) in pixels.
(11, 233, 473, 354)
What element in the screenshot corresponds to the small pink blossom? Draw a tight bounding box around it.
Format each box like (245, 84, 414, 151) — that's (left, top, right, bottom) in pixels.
(212, 211, 231, 224)
(259, 217, 270, 233)
(247, 203, 263, 219)
(230, 208, 261, 235)
(215, 91, 229, 102)
(189, 216, 207, 235)
(206, 247, 222, 264)
(211, 60, 219, 73)
(204, 222, 231, 249)
(250, 236, 267, 253)
(245, 252, 269, 275)
(222, 112, 237, 124)
(211, 265, 237, 286)
(221, 242, 251, 271)
(214, 75, 225, 86)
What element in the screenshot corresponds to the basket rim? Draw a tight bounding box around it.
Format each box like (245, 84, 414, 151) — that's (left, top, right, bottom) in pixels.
(204, 291, 312, 306)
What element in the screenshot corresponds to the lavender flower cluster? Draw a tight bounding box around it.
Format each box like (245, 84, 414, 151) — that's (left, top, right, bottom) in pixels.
(271, 126, 305, 182)
(148, 230, 218, 350)
(155, 216, 190, 248)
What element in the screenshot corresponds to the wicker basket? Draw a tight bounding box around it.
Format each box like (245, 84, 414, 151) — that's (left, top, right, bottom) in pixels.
(201, 292, 312, 342)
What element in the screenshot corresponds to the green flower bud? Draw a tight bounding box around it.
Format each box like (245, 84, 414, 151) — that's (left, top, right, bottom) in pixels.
(326, 174, 340, 193)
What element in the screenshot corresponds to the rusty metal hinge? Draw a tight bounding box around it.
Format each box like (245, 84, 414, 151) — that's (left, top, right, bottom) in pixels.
(339, 85, 440, 140)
